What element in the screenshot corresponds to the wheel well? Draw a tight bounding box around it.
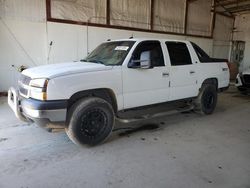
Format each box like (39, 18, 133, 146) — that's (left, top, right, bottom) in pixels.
(201, 78, 218, 90)
(67, 88, 118, 113)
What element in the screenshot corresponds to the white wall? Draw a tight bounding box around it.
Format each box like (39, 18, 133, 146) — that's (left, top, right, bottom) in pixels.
(0, 19, 47, 91)
(233, 13, 250, 71)
(0, 20, 224, 92)
(0, 19, 215, 92)
(47, 22, 213, 64)
(0, 0, 232, 92)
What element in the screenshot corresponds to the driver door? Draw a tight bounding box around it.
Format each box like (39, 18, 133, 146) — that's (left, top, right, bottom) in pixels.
(122, 41, 170, 109)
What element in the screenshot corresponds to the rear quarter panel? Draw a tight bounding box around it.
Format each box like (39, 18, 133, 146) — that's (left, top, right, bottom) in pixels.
(197, 62, 229, 89)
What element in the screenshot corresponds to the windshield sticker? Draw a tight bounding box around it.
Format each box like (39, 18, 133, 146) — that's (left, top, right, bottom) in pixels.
(115, 46, 129, 51)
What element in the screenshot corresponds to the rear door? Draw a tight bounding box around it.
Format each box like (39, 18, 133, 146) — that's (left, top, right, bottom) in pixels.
(166, 41, 198, 100)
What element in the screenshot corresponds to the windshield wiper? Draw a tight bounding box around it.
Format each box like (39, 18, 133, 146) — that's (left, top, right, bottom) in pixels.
(80, 59, 105, 65)
(88, 59, 105, 65)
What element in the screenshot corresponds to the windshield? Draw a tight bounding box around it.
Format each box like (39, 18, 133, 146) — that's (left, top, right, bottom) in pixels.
(82, 41, 135, 66)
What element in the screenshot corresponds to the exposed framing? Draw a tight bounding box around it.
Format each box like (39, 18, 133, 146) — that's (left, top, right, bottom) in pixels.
(210, 0, 216, 37)
(214, 0, 250, 15)
(106, 0, 110, 25)
(184, 0, 189, 35)
(150, 0, 155, 30)
(46, 0, 216, 39)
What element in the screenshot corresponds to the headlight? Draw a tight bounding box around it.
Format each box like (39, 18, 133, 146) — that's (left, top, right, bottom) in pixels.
(29, 79, 49, 100)
(30, 79, 48, 88)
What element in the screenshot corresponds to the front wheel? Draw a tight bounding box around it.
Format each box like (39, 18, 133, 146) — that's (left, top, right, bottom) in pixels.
(66, 97, 114, 146)
(194, 84, 217, 115)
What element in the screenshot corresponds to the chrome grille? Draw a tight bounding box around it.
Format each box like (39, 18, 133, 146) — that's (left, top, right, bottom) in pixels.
(18, 74, 31, 97)
(19, 74, 31, 85)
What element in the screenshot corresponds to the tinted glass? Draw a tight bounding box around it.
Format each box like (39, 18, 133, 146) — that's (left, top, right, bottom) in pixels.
(132, 41, 165, 67)
(191, 42, 210, 62)
(166, 42, 192, 66)
(83, 41, 135, 65)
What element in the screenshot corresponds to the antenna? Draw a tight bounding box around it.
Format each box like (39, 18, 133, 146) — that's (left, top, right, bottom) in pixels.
(129, 33, 134, 39)
(47, 41, 53, 63)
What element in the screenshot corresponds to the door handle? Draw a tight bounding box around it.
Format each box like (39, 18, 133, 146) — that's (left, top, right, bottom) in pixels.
(190, 71, 195, 74)
(162, 72, 169, 77)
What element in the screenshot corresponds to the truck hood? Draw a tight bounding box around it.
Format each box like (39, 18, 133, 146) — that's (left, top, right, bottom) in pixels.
(22, 62, 113, 79)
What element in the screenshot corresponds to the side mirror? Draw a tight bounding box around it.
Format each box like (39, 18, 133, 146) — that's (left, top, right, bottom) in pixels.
(128, 51, 152, 69)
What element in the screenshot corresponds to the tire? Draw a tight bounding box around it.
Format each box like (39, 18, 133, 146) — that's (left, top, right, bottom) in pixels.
(66, 97, 114, 146)
(194, 84, 217, 115)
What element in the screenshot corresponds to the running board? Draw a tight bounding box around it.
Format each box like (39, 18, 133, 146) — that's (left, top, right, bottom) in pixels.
(116, 105, 194, 123)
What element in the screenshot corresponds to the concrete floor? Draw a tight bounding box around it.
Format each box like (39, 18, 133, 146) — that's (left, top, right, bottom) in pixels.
(0, 86, 250, 188)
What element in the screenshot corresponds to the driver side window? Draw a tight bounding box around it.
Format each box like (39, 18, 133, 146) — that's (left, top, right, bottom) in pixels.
(132, 41, 165, 67)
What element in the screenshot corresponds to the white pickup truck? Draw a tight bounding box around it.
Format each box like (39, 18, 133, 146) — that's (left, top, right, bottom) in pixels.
(8, 38, 229, 146)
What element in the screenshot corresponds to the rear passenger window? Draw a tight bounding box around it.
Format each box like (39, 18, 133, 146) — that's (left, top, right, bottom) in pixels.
(166, 42, 192, 66)
(191, 42, 211, 62)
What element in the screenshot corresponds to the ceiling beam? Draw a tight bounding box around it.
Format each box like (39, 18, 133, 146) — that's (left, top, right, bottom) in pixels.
(227, 4, 250, 13)
(215, 0, 234, 16)
(212, 11, 234, 18)
(187, 0, 199, 3)
(215, 0, 250, 7)
(216, 0, 231, 3)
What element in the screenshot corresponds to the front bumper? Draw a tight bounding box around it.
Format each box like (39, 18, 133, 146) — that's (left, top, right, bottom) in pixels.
(235, 74, 250, 91)
(8, 87, 67, 127)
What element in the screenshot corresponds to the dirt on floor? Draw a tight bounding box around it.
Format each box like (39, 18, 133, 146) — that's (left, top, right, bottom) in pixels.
(0, 86, 250, 188)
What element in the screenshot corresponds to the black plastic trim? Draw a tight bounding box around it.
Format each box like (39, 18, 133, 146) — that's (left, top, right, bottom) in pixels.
(21, 98, 68, 110)
(240, 76, 250, 88)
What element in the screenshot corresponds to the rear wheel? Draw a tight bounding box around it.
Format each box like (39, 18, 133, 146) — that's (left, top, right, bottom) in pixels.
(194, 84, 217, 115)
(66, 97, 114, 146)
